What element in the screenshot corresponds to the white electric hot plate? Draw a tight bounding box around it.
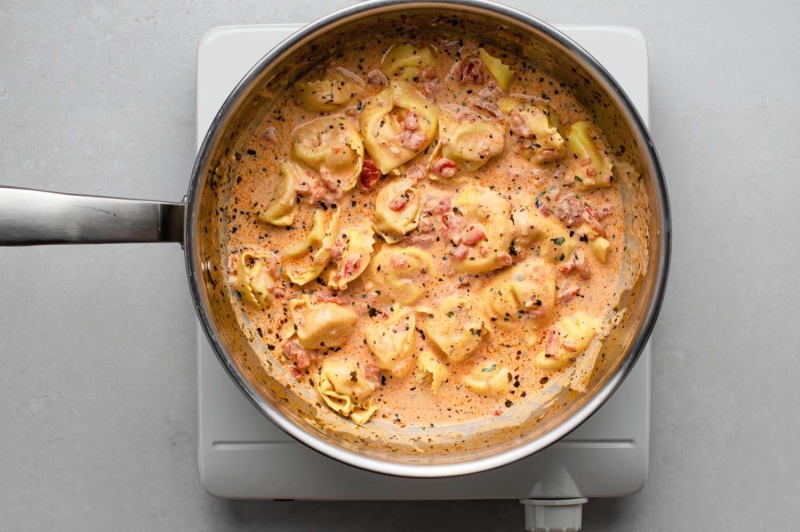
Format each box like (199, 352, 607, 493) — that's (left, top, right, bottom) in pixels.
(196, 22, 651, 531)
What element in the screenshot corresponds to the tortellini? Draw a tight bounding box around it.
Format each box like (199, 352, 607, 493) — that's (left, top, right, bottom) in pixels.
(588, 236, 611, 263)
(578, 223, 611, 264)
(289, 295, 357, 350)
(258, 161, 300, 226)
(535, 312, 600, 371)
(294, 69, 362, 112)
(292, 116, 364, 194)
(368, 246, 435, 305)
(452, 184, 515, 274)
(482, 258, 556, 343)
(463, 363, 512, 396)
(282, 209, 341, 286)
(424, 294, 488, 362)
(568, 121, 613, 190)
(512, 206, 577, 263)
(364, 305, 416, 378)
(360, 80, 439, 174)
(230, 251, 277, 310)
(316, 359, 378, 424)
(499, 98, 565, 164)
(432, 112, 505, 177)
(415, 351, 449, 395)
(373, 178, 422, 243)
(323, 223, 375, 290)
(478, 48, 514, 91)
(382, 44, 437, 81)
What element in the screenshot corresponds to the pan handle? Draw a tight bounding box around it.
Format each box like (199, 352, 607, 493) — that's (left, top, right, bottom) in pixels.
(0, 186, 184, 246)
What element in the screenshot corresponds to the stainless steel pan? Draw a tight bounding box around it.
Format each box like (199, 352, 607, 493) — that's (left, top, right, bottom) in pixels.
(0, 0, 670, 477)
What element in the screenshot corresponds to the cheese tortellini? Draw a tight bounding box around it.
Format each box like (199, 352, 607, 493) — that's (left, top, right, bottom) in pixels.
(535, 312, 600, 371)
(294, 68, 362, 112)
(258, 161, 301, 226)
(463, 363, 512, 396)
(415, 351, 449, 395)
(568, 121, 613, 190)
(452, 184, 515, 274)
(432, 111, 505, 177)
(482, 258, 556, 343)
(289, 295, 357, 350)
(578, 223, 611, 263)
(368, 246, 435, 305)
(512, 206, 577, 263)
(382, 44, 437, 81)
(589, 236, 611, 263)
(360, 80, 439, 174)
(316, 359, 378, 424)
(500, 98, 565, 164)
(292, 116, 364, 194)
(322, 222, 375, 290)
(424, 294, 488, 362)
(365, 305, 416, 378)
(373, 178, 422, 243)
(478, 48, 514, 91)
(230, 251, 277, 310)
(282, 209, 341, 286)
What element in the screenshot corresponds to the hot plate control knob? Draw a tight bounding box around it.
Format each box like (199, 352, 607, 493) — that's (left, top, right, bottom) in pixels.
(520, 498, 588, 532)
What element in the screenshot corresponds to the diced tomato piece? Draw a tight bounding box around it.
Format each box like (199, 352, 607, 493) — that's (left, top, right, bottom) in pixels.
(360, 160, 381, 190)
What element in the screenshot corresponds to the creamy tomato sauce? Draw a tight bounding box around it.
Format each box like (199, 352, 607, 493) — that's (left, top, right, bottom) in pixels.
(225, 34, 624, 428)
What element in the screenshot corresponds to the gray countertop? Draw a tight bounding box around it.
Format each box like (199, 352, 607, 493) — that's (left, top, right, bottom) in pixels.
(1, 0, 797, 530)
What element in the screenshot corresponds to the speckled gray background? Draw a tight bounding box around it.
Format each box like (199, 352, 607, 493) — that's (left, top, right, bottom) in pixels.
(1, 0, 797, 530)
